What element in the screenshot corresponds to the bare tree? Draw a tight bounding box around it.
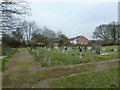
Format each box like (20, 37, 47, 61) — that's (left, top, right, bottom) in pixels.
(20, 20, 37, 43)
(0, 0, 31, 32)
(93, 24, 111, 41)
(42, 27, 56, 39)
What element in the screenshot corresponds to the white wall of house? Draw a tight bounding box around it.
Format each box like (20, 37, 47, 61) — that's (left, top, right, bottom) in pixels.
(70, 39, 77, 44)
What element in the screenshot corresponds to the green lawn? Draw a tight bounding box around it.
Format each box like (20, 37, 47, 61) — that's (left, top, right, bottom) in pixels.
(49, 67, 119, 88)
(28, 45, 119, 67)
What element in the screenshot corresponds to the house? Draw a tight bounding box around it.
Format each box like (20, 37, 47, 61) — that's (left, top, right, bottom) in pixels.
(70, 35, 88, 45)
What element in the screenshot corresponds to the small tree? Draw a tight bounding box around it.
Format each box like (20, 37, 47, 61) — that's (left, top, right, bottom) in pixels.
(57, 31, 70, 47)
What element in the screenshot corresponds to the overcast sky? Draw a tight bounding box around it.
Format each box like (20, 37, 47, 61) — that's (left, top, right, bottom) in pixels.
(26, 1, 118, 40)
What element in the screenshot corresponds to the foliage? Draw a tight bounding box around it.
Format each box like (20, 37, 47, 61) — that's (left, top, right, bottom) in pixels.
(57, 33, 70, 47)
(50, 67, 118, 88)
(2, 33, 23, 48)
(31, 29, 70, 47)
(27, 49, 49, 67)
(93, 22, 120, 45)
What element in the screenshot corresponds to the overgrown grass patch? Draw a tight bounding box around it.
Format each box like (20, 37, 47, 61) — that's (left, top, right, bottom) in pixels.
(27, 49, 48, 67)
(49, 67, 119, 88)
(2, 48, 19, 71)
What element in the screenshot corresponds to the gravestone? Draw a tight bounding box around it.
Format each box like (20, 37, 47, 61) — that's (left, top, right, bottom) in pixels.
(64, 46, 68, 54)
(58, 49, 60, 53)
(84, 46, 87, 52)
(32, 49, 35, 52)
(114, 49, 117, 52)
(102, 48, 106, 51)
(37, 51, 40, 56)
(78, 47, 82, 52)
(62, 50, 65, 53)
(96, 47, 100, 55)
(88, 47, 91, 51)
(92, 46, 95, 50)
(77, 53, 82, 58)
(89, 48, 92, 53)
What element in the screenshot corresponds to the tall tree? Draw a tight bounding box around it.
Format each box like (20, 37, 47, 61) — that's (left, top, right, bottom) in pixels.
(108, 22, 120, 44)
(93, 22, 120, 45)
(93, 24, 111, 41)
(0, 0, 31, 32)
(57, 31, 70, 47)
(42, 27, 56, 39)
(20, 20, 38, 43)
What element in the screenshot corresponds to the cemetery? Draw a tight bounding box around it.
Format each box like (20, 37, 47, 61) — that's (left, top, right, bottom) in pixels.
(1, 0, 119, 88)
(27, 45, 118, 67)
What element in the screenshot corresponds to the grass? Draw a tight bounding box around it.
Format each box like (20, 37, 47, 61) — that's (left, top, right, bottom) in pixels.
(2, 48, 19, 71)
(35, 60, 118, 81)
(49, 67, 119, 88)
(27, 49, 48, 67)
(3, 48, 118, 88)
(28, 45, 119, 67)
(0, 44, 2, 56)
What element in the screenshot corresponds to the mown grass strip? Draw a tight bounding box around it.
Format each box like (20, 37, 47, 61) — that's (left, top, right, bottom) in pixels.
(49, 67, 119, 88)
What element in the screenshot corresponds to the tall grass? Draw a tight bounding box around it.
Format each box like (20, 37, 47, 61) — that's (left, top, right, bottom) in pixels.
(2, 48, 19, 71)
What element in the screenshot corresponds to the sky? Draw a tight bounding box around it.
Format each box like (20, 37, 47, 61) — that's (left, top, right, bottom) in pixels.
(25, 0, 118, 40)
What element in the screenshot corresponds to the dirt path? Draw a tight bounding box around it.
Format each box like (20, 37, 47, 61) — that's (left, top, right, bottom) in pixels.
(2, 48, 119, 88)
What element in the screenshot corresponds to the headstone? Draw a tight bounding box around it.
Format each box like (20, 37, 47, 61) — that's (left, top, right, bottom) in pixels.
(84, 46, 87, 52)
(64, 46, 68, 54)
(58, 49, 60, 53)
(102, 48, 105, 51)
(66, 50, 68, 54)
(96, 47, 100, 55)
(32, 49, 34, 52)
(77, 53, 82, 58)
(90, 48, 92, 53)
(79, 47, 82, 52)
(63, 50, 65, 53)
(65, 46, 67, 50)
(92, 46, 95, 50)
(55, 46, 58, 49)
(88, 47, 91, 50)
(114, 49, 117, 52)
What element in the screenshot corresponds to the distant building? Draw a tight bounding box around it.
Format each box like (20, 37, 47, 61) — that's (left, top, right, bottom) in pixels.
(70, 36, 88, 45)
